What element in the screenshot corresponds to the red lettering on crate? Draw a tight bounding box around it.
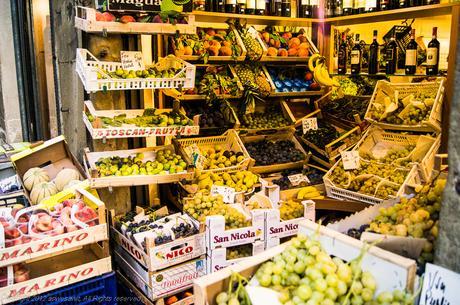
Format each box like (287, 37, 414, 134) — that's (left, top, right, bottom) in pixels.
(165, 246, 193, 260)
(120, 237, 143, 261)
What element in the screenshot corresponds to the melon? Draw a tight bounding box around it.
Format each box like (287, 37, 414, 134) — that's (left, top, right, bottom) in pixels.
(54, 168, 80, 191)
(30, 182, 58, 205)
(23, 168, 50, 191)
(63, 179, 81, 190)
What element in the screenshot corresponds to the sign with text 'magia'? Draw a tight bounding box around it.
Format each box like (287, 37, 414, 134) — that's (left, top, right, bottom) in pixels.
(99, 0, 192, 13)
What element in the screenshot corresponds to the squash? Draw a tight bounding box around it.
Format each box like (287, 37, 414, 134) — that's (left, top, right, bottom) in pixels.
(23, 168, 50, 191)
(54, 168, 81, 191)
(30, 182, 58, 205)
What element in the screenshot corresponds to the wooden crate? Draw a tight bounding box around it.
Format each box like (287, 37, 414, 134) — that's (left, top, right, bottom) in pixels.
(172, 27, 247, 62)
(173, 129, 253, 174)
(83, 100, 200, 139)
(0, 187, 107, 268)
(0, 242, 111, 304)
(194, 221, 416, 305)
(296, 109, 363, 162)
(83, 144, 194, 188)
(10, 136, 86, 201)
(241, 129, 309, 174)
(74, 6, 196, 35)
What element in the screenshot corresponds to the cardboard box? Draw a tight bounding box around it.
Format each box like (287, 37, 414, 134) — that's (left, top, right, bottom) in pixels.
(206, 241, 265, 273)
(113, 244, 206, 300)
(10, 136, 85, 201)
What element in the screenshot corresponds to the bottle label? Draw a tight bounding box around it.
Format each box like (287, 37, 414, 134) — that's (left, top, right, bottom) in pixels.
(338, 49, 346, 62)
(405, 49, 417, 66)
(310, 0, 319, 5)
(256, 0, 265, 8)
(238, 0, 246, 4)
(358, 0, 366, 7)
(246, 0, 256, 8)
(301, 0, 310, 4)
(343, 0, 353, 8)
(386, 48, 394, 61)
(365, 0, 376, 9)
(427, 47, 438, 65)
(227, 0, 237, 4)
(351, 50, 360, 64)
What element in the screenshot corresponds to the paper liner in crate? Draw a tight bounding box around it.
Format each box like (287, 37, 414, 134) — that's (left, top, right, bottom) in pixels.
(364, 79, 445, 132)
(206, 206, 265, 250)
(76, 48, 196, 92)
(206, 240, 265, 273)
(327, 201, 426, 259)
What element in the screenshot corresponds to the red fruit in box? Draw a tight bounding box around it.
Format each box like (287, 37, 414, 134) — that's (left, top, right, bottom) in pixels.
(120, 15, 136, 23)
(304, 71, 313, 81)
(5, 228, 20, 239)
(101, 12, 116, 22)
(96, 11, 104, 21)
(309, 82, 321, 91)
(14, 267, 29, 283)
(152, 15, 163, 23)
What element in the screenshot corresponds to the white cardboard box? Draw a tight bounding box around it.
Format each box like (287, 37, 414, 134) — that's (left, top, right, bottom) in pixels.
(206, 240, 265, 273)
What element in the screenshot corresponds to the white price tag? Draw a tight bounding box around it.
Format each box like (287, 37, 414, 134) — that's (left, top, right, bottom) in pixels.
(420, 263, 460, 305)
(184, 144, 201, 158)
(302, 118, 318, 134)
(192, 153, 207, 170)
(341, 151, 360, 170)
(210, 185, 236, 204)
(288, 174, 311, 187)
(121, 51, 145, 71)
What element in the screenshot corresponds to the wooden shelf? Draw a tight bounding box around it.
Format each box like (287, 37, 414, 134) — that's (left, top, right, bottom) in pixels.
(191, 3, 459, 26)
(270, 90, 326, 97)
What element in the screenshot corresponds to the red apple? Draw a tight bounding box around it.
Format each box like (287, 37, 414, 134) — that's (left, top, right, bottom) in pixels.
(101, 12, 116, 22)
(120, 15, 136, 23)
(305, 71, 313, 81)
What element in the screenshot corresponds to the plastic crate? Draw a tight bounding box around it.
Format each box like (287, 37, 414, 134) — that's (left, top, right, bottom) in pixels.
(383, 24, 412, 68)
(76, 48, 196, 92)
(13, 272, 116, 305)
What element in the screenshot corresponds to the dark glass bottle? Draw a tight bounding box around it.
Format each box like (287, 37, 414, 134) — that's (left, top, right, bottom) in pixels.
(368, 30, 379, 74)
(326, 0, 336, 17)
(365, 0, 378, 12)
(205, 0, 213, 11)
(272, 0, 282, 15)
(311, 0, 320, 17)
(237, 0, 246, 13)
(245, 0, 256, 13)
(256, 0, 266, 14)
(225, 0, 237, 13)
(405, 29, 417, 75)
(281, 0, 291, 16)
(338, 33, 348, 74)
(398, 0, 407, 8)
(350, 34, 362, 75)
(335, 0, 343, 15)
(216, 0, 226, 12)
(343, 0, 354, 15)
(354, 0, 365, 14)
(426, 0, 440, 4)
(385, 34, 398, 74)
(426, 27, 440, 75)
(380, 0, 391, 10)
(299, 0, 312, 17)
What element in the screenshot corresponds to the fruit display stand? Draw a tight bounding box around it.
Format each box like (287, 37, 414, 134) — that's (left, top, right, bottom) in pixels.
(83, 145, 194, 188)
(171, 26, 247, 62)
(0, 187, 107, 267)
(206, 240, 265, 273)
(113, 244, 206, 301)
(10, 136, 86, 202)
(364, 78, 445, 133)
(240, 129, 310, 174)
(173, 129, 253, 174)
(110, 209, 206, 272)
(0, 242, 111, 304)
(354, 126, 441, 182)
(74, 6, 196, 35)
(296, 109, 363, 163)
(314, 91, 371, 131)
(265, 200, 316, 249)
(193, 221, 416, 305)
(83, 100, 200, 139)
(76, 49, 196, 92)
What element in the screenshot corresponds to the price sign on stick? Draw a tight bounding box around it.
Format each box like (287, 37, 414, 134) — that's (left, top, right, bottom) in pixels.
(341, 151, 360, 170)
(192, 153, 207, 170)
(302, 118, 318, 134)
(419, 263, 460, 305)
(121, 51, 145, 71)
(288, 174, 311, 186)
(210, 185, 236, 203)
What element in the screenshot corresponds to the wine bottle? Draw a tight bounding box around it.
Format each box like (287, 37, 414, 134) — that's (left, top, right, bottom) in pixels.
(216, 0, 225, 12)
(426, 0, 440, 4)
(311, 0, 320, 17)
(354, 0, 365, 14)
(237, 0, 246, 13)
(226, 0, 237, 12)
(271, 0, 282, 15)
(426, 27, 440, 75)
(351, 34, 362, 75)
(405, 29, 417, 75)
(335, 0, 343, 15)
(365, 0, 378, 12)
(326, 0, 336, 17)
(343, 0, 354, 15)
(299, 0, 312, 17)
(368, 30, 379, 74)
(205, 0, 213, 11)
(380, 0, 390, 10)
(256, 0, 266, 14)
(338, 33, 348, 75)
(398, 0, 407, 8)
(281, 0, 291, 16)
(386, 34, 398, 74)
(246, 0, 256, 13)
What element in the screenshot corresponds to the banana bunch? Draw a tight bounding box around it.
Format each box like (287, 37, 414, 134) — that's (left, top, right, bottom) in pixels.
(297, 186, 324, 200)
(308, 54, 340, 87)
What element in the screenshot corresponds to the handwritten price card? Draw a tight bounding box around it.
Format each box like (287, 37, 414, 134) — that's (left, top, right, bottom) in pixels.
(341, 151, 360, 170)
(210, 185, 236, 204)
(302, 118, 318, 134)
(288, 174, 311, 186)
(420, 263, 460, 305)
(121, 51, 145, 71)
